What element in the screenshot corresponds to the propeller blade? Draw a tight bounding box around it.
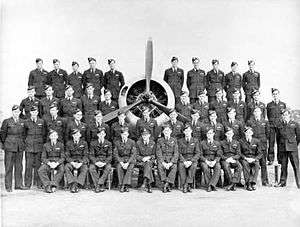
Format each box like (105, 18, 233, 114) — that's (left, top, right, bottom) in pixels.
(145, 37, 153, 93)
(103, 99, 143, 123)
(149, 100, 191, 123)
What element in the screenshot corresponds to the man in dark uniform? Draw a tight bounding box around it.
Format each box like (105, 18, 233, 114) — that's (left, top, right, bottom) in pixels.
(136, 106, 158, 140)
(40, 85, 59, 118)
(175, 91, 192, 120)
(224, 62, 242, 103)
(223, 107, 244, 141)
(167, 109, 184, 140)
(111, 110, 131, 142)
(156, 124, 179, 193)
(178, 124, 200, 193)
(136, 128, 156, 193)
(46, 59, 68, 99)
(267, 88, 286, 164)
(0, 105, 26, 192)
(24, 106, 46, 189)
(59, 85, 82, 119)
(67, 61, 83, 99)
(186, 57, 206, 104)
(43, 103, 67, 143)
(220, 127, 242, 191)
(89, 127, 112, 193)
(28, 58, 48, 99)
(192, 90, 209, 122)
(240, 126, 262, 191)
(88, 110, 110, 142)
(65, 129, 89, 193)
(99, 89, 118, 116)
(242, 60, 261, 104)
(209, 88, 227, 124)
(190, 109, 205, 141)
(81, 83, 100, 124)
(65, 109, 90, 142)
(38, 129, 65, 193)
(82, 57, 104, 97)
(163, 57, 184, 103)
(275, 109, 300, 188)
(246, 89, 266, 121)
(104, 59, 125, 102)
(206, 59, 225, 103)
(228, 88, 247, 123)
(246, 107, 270, 186)
(202, 110, 225, 142)
(20, 86, 42, 119)
(199, 127, 222, 192)
(113, 126, 136, 192)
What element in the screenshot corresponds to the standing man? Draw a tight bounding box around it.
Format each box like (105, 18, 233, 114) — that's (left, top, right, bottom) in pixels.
(0, 105, 26, 192)
(209, 88, 227, 124)
(82, 57, 104, 97)
(24, 106, 46, 189)
(206, 59, 225, 103)
(178, 124, 200, 193)
(81, 83, 100, 124)
(114, 127, 136, 192)
(38, 129, 65, 193)
(192, 90, 209, 122)
(175, 91, 192, 120)
(228, 88, 247, 123)
(111, 110, 131, 142)
(163, 57, 184, 103)
(224, 62, 242, 103)
(156, 124, 179, 193)
(190, 109, 205, 141)
(59, 85, 82, 119)
(167, 109, 184, 140)
(223, 107, 244, 141)
(275, 109, 300, 188)
(28, 58, 48, 99)
(186, 57, 206, 104)
(46, 59, 68, 99)
(67, 61, 83, 99)
(267, 88, 286, 164)
(136, 106, 158, 140)
(203, 110, 225, 142)
(242, 60, 261, 104)
(40, 85, 59, 118)
(246, 89, 266, 121)
(20, 86, 42, 119)
(88, 110, 110, 142)
(104, 59, 125, 102)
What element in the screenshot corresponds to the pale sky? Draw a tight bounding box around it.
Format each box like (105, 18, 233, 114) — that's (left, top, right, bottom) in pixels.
(1, 0, 300, 118)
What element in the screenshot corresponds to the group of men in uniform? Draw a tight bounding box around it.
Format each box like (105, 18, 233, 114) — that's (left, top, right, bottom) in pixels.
(1, 57, 299, 194)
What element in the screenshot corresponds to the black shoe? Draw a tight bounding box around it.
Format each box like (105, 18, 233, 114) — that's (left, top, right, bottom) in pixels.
(251, 184, 256, 191)
(246, 184, 253, 191)
(163, 182, 168, 193)
(226, 184, 234, 191)
(140, 183, 146, 191)
(147, 185, 152, 193)
(74, 183, 79, 193)
(99, 185, 105, 192)
(45, 185, 52, 193)
(207, 185, 212, 192)
(95, 185, 101, 193)
(51, 186, 57, 193)
(231, 184, 236, 191)
(120, 185, 125, 193)
(236, 182, 244, 188)
(125, 186, 129, 192)
(187, 185, 192, 193)
(183, 184, 188, 193)
(274, 182, 286, 187)
(6, 188, 12, 192)
(70, 183, 75, 193)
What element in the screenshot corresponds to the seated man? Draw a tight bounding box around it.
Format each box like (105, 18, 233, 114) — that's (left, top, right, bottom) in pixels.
(190, 109, 205, 141)
(199, 127, 222, 192)
(111, 110, 131, 142)
(38, 129, 65, 193)
(99, 89, 118, 116)
(65, 109, 90, 142)
(88, 110, 110, 142)
(223, 107, 244, 141)
(156, 124, 179, 193)
(220, 127, 242, 191)
(81, 83, 101, 124)
(136, 128, 156, 193)
(178, 124, 200, 193)
(89, 127, 112, 193)
(65, 129, 89, 193)
(175, 91, 192, 120)
(113, 126, 136, 193)
(136, 106, 158, 140)
(192, 90, 209, 122)
(202, 110, 225, 142)
(167, 109, 184, 140)
(240, 126, 262, 191)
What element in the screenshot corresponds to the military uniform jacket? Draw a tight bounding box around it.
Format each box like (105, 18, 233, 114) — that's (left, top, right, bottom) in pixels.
(82, 68, 104, 96)
(40, 96, 59, 118)
(191, 120, 205, 141)
(223, 119, 244, 140)
(175, 102, 192, 119)
(186, 68, 206, 98)
(46, 69, 68, 98)
(67, 72, 83, 98)
(65, 139, 89, 163)
(28, 68, 48, 97)
(246, 118, 270, 149)
(163, 67, 184, 97)
(24, 118, 46, 153)
(220, 139, 241, 160)
(65, 120, 90, 142)
(210, 99, 228, 123)
(168, 120, 184, 139)
(246, 101, 266, 121)
(156, 137, 179, 163)
(206, 69, 225, 96)
(136, 139, 156, 162)
(0, 117, 25, 152)
(202, 121, 225, 141)
(240, 138, 262, 160)
(43, 115, 67, 142)
(59, 97, 82, 118)
(113, 138, 136, 163)
(178, 137, 200, 163)
(277, 120, 300, 152)
(88, 120, 110, 142)
(89, 139, 112, 164)
(192, 101, 209, 121)
(224, 72, 242, 94)
(20, 97, 42, 119)
(136, 118, 158, 139)
(41, 142, 65, 164)
(228, 100, 247, 121)
(267, 101, 286, 127)
(81, 95, 101, 117)
(199, 140, 222, 162)
(111, 121, 130, 142)
(99, 100, 118, 116)
(104, 70, 125, 99)
(242, 70, 260, 94)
